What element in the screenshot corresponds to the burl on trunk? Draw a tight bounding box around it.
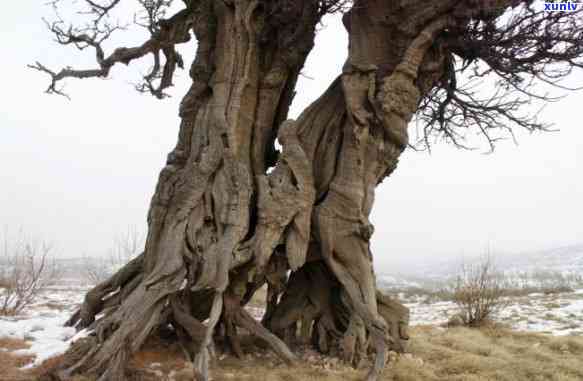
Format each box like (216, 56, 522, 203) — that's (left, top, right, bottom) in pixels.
(30, 0, 583, 380)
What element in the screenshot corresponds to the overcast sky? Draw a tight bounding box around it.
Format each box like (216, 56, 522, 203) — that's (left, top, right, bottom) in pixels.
(1, 2, 582, 271)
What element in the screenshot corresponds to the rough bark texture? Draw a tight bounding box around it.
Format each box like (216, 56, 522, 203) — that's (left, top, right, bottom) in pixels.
(36, 0, 583, 380)
(54, 0, 453, 379)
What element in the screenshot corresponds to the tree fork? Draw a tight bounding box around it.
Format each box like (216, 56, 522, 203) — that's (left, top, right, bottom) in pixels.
(32, 0, 583, 380)
(51, 1, 449, 379)
(44, 1, 324, 380)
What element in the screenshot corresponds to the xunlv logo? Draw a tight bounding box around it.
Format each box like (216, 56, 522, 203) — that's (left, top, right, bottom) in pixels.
(544, 1, 580, 11)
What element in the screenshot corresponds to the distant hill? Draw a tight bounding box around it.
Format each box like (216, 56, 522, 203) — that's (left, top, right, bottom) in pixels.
(377, 243, 583, 290)
(52, 245, 583, 290)
(499, 244, 583, 275)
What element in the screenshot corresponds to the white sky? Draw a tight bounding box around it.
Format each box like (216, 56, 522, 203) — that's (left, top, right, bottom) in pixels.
(1, 3, 582, 271)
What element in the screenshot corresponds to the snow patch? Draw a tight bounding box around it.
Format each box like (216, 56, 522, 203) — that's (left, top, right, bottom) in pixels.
(0, 285, 87, 367)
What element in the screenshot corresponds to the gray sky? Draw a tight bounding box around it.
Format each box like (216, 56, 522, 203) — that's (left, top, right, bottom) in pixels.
(1, 2, 582, 271)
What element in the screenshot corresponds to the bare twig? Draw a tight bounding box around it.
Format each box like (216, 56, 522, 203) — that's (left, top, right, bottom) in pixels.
(30, 1, 192, 98)
(449, 253, 510, 326)
(415, 2, 583, 150)
(0, 230, 60, 316)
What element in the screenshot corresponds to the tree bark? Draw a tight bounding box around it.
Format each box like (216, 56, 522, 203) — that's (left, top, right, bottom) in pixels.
(52, 1, 456, 380)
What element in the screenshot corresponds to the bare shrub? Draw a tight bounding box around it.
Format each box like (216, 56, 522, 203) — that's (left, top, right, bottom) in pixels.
(0, 231, 60, 316)
(82, 227, 144, 285)
(449, 255, 510, 327)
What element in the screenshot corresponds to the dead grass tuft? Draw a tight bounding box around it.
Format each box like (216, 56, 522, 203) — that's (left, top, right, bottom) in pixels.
(29, 354, 69, 380)
(384, 326, 583, 381)
(0, 337, 30, 351)
(0, 338, 35, 381)
(547, 337, 583, 355)
(128, 326, 583, 380)
(3, 325, 583, 381)
(130, 335, 189, 379)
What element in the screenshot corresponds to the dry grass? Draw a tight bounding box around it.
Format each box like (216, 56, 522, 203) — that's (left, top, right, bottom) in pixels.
(0, 337, 30, 351)
(387, 326, 583, 381)
(0, 338, 34, 381)
(134, 327, 583, 381)
(211, 326, 583, 381)
(131, 330, 364, 381)
(0, 339, 92, 381)
(3, 326, 583, 381)
(28, 354, 92, 381)
(128, 333, 192, 380)
(212, 352, 364, 381)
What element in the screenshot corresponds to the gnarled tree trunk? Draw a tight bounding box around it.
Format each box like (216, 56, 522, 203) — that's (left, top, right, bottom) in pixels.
(32, 0, 583, 378)
(53, 1, 464, 381)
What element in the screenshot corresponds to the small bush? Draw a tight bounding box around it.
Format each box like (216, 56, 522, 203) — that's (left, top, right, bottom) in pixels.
(0, 230, 60, 316)
(449, 255, 509, 327)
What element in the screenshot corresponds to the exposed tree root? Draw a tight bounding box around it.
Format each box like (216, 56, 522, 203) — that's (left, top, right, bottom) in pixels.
(66, 253, 144, 331)
(66, 277, 183, 381)
(38, 1, 473, 380)
(226, 291, 297, 365)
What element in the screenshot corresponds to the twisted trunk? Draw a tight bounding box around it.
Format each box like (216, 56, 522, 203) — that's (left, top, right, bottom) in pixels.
(55, 1, 453, 380)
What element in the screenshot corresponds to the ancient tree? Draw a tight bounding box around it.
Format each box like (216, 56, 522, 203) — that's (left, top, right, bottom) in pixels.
(31, 1, 583, 380)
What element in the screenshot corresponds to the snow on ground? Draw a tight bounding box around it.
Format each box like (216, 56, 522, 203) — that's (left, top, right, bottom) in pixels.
(401, 288, 583, 336)
(0, 285, 88, 366)
(0, 284, 266, 368)
(1, 284, 582, 370)
(403, 298, 457, 326)
(500, 293, 583, 336)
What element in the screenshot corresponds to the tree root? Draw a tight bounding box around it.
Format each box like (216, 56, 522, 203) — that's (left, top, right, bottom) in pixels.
(66, 253, 144, 331)
(224, 289, 297, 365)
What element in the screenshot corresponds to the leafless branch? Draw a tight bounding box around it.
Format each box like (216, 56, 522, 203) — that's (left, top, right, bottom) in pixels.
(415, 2, 583, 150)
(30, 1, 192, 98)
(0, 230, 60, 316)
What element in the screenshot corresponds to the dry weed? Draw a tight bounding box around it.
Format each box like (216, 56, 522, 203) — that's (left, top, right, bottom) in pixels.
(3, 325, 583, 381)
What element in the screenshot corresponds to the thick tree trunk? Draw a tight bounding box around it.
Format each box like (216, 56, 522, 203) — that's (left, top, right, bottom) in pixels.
(54, 1, 453, 380)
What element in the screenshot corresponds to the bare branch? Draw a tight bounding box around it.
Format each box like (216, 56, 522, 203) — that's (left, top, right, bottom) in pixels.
(0, 230, 60, 316)
(415, 2, 583, 150)
(30, 2, 192, 98)
(448, 253, 511, 326)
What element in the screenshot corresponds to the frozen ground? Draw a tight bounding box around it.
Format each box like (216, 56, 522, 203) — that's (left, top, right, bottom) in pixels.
(1, 284, 582, 370)
(401, 288, 583, 336)
(0, 285, 88, 367)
